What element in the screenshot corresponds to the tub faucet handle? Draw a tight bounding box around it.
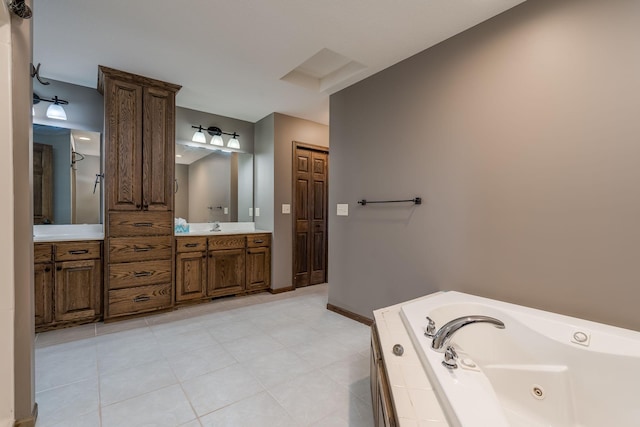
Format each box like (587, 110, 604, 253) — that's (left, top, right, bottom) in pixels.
(442, 346, 458, 370)
(424, 316, 436, 338)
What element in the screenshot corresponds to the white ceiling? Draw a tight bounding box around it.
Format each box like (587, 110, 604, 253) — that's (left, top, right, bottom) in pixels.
(33, 0, 526, 125)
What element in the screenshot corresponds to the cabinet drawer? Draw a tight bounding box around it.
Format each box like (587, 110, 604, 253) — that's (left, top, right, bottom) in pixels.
(108, 283, 172, 317)
(109, 236, 172, 263)
(208, 235, 246, 250)
(34, 243, 53, 263)
(176, 237, 207, 253)
(247, 234, 271, 248)
(109, 211, 172, 237)
(108, 260, 172, 290)
(54, 241, 102, 261)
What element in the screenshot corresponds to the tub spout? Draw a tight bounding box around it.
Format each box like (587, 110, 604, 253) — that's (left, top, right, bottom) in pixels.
(431, 315, 505, 352)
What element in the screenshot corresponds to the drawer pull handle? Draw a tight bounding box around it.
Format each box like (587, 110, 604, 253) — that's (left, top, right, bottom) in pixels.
(253, 239, 264, 244)
(133, 295, 151, 303)
(133, 271, 152, 277)
(133, 246, 152, 252)
(69, 249, 89, 255)
(185, 243, 198, 248)
(133, 222, 153, 227)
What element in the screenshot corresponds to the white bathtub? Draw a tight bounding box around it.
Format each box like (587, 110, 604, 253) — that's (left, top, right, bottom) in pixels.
(400, 291, 640, 427)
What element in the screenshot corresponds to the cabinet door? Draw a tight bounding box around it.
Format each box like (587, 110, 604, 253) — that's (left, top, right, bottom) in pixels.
(54, 259, 102, 322)
(207, 248, 245, 297)
(105, 78, 143, 211)
(246, 246, 270, 291)
(142, 86, 175, 211)
(34, 263, 53, 327)
(176, 251, 207, 302)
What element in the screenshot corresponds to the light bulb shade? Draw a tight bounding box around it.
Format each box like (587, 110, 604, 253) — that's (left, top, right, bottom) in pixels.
(192, 130, 206, 143)
(227, 137, 240, 149)
(211, 134, 224, 146)
(46, 103, 67, 120)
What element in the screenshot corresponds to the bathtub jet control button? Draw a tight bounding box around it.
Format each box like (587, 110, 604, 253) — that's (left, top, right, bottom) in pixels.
(571, 330, 591, 346)
(392, 344, 404, 356)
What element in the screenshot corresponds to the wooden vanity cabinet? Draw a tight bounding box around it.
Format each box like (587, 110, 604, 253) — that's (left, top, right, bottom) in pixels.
(34, 241, 103, 332)
(34, 244, 53, 328)
(207, 236, 246, 298)
(99, 66, 180, 320)
(174, 233, 272, 304)
(105, 212, 174, 319)
(175, 237, 207, 302)
(246, 234, 271, 291)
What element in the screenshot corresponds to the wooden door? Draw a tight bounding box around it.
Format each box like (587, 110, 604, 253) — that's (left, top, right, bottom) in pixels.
(207, 249, 245, 297)
(33, 143, 53, 224)
(54, 259, 101, 322)
(142, 86, 175, 211)
(34, 263, 53, 327)
(293, 144, 328, 287)
(246, 246, 271, 291)
(104, 78, 143, 211)
(176, 251, 207, 302)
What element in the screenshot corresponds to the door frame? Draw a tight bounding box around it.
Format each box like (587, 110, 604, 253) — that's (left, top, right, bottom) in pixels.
(291, 141, 329, 288)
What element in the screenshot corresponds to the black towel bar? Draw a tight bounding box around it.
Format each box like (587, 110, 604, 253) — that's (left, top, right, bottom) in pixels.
(357, 197, 422, 206)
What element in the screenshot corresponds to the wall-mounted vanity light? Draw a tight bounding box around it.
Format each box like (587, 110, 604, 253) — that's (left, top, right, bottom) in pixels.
(33, 93, 69, 120)
(191, 125, 240, 149)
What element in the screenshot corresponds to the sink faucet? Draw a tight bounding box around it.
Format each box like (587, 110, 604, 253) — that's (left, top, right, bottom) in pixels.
(430, 315, 505, 353)
(210, 221, 221, 232)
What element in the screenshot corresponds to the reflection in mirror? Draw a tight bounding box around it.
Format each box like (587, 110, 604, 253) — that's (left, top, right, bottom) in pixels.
(32, 124, 102, 224)
(175, 143, 253, 223)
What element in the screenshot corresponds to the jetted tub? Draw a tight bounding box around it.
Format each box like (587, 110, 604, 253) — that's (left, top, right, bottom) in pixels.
(400, 291, 640, 427)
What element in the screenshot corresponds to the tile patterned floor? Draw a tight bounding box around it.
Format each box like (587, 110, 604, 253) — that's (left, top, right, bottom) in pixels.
(34, 284, 374, 427)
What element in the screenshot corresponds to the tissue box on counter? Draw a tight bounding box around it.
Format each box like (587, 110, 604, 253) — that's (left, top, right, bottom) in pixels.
(175, 218, 189, 233)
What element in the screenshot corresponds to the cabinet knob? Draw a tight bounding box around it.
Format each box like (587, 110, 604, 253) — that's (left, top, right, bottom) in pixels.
(56, 266, 62, 271)
(136, 204, 141, 209)
(44, 267, 51, 272)
(143, 202, 149, 210)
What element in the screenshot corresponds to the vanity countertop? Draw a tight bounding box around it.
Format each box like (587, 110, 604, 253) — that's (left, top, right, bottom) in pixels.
(33, 224, 104, 242)
(174, 222, 271, 237)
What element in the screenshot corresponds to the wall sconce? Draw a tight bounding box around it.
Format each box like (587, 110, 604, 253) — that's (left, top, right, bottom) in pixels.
(191, 125, 240, 149)
(33, 93, 69, 120)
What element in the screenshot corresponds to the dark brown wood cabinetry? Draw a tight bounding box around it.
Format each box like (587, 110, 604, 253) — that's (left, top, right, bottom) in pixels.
(99, 66, 180, 320)
(246, 234, 271, 291)
(99, 66, 179, 213)
(370, 324, 398, 427)
(175, 233, 272, 305)
(208, 236, 246, 297)
(175, 237, 207, 302)
(34, 241, 103, 332)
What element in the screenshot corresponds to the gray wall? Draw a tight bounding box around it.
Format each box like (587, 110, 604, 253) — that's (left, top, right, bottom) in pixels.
(176, 107, 254, 154)
(329, 0, 640, 331)
(32, 78, 103, 133)
(254, 114, 275, 232)
(272, 113, 329, 289)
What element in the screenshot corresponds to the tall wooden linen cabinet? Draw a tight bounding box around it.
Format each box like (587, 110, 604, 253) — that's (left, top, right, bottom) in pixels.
(98, 66, 181, 320)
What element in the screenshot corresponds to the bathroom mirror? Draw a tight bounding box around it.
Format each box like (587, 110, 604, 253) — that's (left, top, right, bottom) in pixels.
(175, 143, 253, 223)
(32, 124, 102, 225)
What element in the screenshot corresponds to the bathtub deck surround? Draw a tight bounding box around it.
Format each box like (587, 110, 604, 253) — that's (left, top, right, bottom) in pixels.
(375, 291, 640, 426)
(34, 284, 374, 427)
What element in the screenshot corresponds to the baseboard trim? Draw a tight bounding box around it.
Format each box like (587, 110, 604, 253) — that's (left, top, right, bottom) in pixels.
(269, 286, 295, 294)
(14, 403, 37, 427)
(327, 303, 374, 326)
